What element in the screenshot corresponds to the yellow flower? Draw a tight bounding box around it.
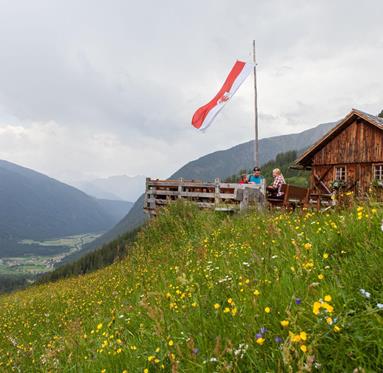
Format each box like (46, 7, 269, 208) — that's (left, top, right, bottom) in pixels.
(231, 307, 238, 316)
(144, 369, 149, 373)
(256, 337, 265, 345)
(289, 332, 301, 343)
(214, 303, 220, 310)
(300, 345, 307, 353)
(304, 243, 312, 250)
(318, 274, 324, 280)
(326, 317, 333, 325)
(357, 206, 364, 212)
(322, 302, 334, 313)
(280, 320, 289, 327)
(333, 325, 341, 332)
(253, 290, 260, 296)
(148, 355, 155, 362)
(227, 298, 234, 304)
(323, 253, 329, 259)
(97, 323, 103, 330)
(324, 295, 332, 302)
(223, 307, 230, 313)
(264, 307, 271, 314)
(372, 208, 377, 214)
(168, 340, 174, 347)
(299, 331, 307, 341)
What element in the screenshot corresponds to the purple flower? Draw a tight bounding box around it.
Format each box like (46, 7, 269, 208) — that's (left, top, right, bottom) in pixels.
(192, 348, 200, 355)
(295, 298, 302, 305)
(274, 336, 283, 343)
(255, 333, 263, 339)
(259, 327, 268, 334)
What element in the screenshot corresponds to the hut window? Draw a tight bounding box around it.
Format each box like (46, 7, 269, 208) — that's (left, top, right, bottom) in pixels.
(374, 164, 383, 181)
(335, 166, 346, 181)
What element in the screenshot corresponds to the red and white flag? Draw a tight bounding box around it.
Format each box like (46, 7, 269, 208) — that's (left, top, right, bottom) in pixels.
(192, 60, 253, 131)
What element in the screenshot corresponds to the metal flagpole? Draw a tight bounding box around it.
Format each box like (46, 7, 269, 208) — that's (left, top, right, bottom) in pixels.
(253, 40, 259, 167)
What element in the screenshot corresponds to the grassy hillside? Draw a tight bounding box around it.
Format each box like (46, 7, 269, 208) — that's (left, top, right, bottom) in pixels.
(0, 202, 383, 371)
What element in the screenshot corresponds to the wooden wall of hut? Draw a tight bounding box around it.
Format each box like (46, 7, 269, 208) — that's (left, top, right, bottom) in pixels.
(310, 118, 383, 195)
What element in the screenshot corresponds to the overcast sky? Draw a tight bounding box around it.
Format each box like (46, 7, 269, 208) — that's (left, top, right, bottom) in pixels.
(0, 0, 382, 184)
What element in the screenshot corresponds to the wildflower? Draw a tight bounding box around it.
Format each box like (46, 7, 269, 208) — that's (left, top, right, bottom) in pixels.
(168, 340, 174, 347)
(223, 307, 230, 313)
(260, 327, 268, 334)
(359, 289, 371, 298)
(323, 253, 329, 259)
(253, 290, 260, 296)
(231, 307, 238, 316)
(300, 345, 307, 353)
(227, 298, 234, 304)
(256, 337, 265, 345)
(377, 303, 383, 309)
(264, 307, 271, 314)
(372, 208, 377, 214)
(289, 332, 301, 343)
(295, 298, 302, 305)
(324, 295, 332, 302)
(144, 369, 149, 373)
(326, 317, 333, 325)
(213, 303, 220, 310)
(280, 320, 289, 327)
(192, 348, 199, 355)
(333, 325, 341, 332)
(299, 331, 307, 341)
(304, 243, 312, 250)
(148, 355, 155, 362)
(97, 323, 103, 330)
(318, 274, 324, 280)
(274, 336, 283, 343)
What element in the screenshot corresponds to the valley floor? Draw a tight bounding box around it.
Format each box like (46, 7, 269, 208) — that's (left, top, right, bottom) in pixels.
(0, 202, 382, 371)
(0, 233, 102, 276)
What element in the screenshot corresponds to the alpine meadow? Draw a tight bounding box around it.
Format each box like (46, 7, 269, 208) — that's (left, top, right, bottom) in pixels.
(0, 202, 382, 372)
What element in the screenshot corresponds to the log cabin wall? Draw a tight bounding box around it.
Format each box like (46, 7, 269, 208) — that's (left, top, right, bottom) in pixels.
(310, 118, 383, 194)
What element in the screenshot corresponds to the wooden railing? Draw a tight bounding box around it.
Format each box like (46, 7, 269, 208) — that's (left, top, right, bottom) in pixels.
(144, 178, 266, 217)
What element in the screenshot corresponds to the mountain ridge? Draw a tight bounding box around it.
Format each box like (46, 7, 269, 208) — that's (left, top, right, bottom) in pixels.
(0, 160, 132, 257)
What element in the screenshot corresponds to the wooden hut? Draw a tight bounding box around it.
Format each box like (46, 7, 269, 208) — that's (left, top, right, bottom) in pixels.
(293, 109, 383, 197)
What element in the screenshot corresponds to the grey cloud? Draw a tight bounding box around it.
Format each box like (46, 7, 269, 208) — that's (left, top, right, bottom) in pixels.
(0, 0, 381, 182)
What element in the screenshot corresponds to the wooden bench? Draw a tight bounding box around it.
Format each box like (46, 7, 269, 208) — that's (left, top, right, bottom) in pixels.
(267, 184, 310, 210)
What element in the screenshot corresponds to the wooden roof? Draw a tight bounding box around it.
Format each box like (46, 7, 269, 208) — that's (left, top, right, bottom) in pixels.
(294, 109, 383, 168)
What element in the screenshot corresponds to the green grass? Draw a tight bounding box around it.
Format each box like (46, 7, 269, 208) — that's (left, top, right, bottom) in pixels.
(0, 202, 383, 372)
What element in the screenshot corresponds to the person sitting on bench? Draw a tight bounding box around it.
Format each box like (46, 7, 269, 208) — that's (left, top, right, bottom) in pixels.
(267, 168, 286, 198)
(248, 167, 264, 184)
(239, 173, 248, 184)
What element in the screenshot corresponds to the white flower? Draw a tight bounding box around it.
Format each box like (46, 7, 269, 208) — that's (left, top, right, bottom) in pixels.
(359, 289, 371, 298)
(377, 303, 383, 309)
